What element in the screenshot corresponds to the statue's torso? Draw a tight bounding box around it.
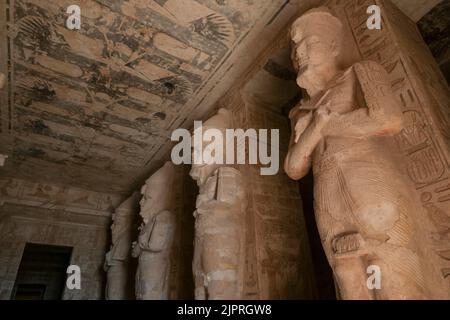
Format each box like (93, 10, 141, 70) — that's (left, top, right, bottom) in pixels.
(194, 167, 244, 234)
(304, 67, 358, 114)
(307, 66, 406, 237)
(304, 66, 391, 172)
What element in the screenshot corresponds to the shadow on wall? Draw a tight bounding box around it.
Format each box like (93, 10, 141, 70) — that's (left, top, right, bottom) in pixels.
(242, 45, 336, 300)
(11, 243, 73, 300)
(417, 1, 450, 85)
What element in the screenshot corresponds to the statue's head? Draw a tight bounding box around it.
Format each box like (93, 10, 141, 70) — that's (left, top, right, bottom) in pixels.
(110, 192, 140, 242)
(139, 162, 175, 223)
(190, 108, 232, 186)
(111, 212, 131, 243)
(290, 7, 343, 94)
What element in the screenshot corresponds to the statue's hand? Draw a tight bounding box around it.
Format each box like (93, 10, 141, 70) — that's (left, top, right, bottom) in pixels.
(294, 111, 313, 143)
(314, 104, 338, 132)
(131, 241, 140, 257)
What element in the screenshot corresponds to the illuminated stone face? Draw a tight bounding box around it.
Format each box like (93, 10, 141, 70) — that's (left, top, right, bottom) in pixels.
(289, 8, 343, 96)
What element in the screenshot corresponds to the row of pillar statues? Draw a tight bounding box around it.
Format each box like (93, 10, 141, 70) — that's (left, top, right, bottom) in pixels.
(104, 108, 246, 300)
(104, 6, 450, 300)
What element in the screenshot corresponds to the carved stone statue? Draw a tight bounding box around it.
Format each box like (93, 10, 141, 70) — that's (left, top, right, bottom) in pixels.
(190, 108, 246, 300)
(104, 192, 140, 300)
(285, 7, 447, 299)
(132, 161, 177, 300)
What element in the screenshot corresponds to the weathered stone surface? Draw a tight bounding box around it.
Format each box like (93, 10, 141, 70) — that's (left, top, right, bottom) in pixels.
(230, 98, 317, 300)
(132, 161, 195, 300)
(336, 0, 450, 296)
(104, 192, 140, 300)
(133, 162, 177, 300)
(190, 108, 247, 300)
(202, 30, 318, 298)
(0, 177, 122, 216)
(0, 0, 447, 302)
(285, 4, 450, 299)
(0, 0, 302, 194)
(0, 203, 110, 299)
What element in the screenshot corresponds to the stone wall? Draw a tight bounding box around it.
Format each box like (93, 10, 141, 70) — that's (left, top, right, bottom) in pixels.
(0, 203, 110, 299)
(0, 177, 119, 299)
(0, 177, 123, 216)
(209, 25, 318, 298)
(0, 164, 196, 300)
(203, 0, 450, 299)
(323, 0, 450, 294)
(232, 100, 316, 299)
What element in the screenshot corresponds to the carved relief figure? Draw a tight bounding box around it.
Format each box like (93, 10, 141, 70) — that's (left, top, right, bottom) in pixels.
(284, 7, 447, 299)
(132, 162, 177, 300)
(190, 108, 246, 300)
(104, 192, 140, 300)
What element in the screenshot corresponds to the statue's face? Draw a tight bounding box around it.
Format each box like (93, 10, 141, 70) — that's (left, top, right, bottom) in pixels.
(291, 35, 333, 72)
(291, 32, 339, 93)
(139, 183, 162, 223)
(111, 214, 127, 242)
(189, 128, 221, 186)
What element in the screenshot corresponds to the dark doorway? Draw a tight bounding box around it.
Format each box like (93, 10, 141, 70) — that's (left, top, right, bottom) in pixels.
(11, 243, 73, 300)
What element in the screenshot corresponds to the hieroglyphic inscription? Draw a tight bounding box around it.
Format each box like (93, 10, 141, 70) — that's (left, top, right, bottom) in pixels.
(343, 0, 448, 189)
(331, 0, 450, 287)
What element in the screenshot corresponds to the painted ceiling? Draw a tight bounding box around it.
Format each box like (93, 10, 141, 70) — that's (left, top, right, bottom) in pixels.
(0, 0, 443, 195)
(0, 0, 297, 194)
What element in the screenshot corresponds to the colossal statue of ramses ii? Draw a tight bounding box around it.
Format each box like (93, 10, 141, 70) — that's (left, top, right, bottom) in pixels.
(284, 7, 448, 299)
(132, 161, 177, 300)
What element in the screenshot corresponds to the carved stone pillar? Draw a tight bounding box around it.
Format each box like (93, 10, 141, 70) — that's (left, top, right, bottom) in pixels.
(326, 0, 450, 295)
(190, 108, 247, 300)
(132, 161, 177, 300)
(285, 5, 449, 299)
(104, 192, 140, 300)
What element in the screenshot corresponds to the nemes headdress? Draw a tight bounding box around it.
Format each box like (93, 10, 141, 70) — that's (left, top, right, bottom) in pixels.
(114, 191, 140, 219)
(192, 108, 232, 145)
(290, 7, 343, 46)
(203, 108, 232, 130)
(144, 161, 175, 188)
(139, 161, 176, 220)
